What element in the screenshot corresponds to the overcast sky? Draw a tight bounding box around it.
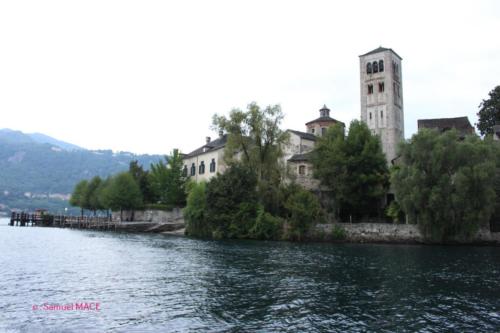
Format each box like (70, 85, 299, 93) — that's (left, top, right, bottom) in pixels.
(1, 1, 499, 155)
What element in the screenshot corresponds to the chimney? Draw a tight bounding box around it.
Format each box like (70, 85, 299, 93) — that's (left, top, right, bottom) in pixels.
(206, 136, 211, 144)
(219, 130, 224, 138)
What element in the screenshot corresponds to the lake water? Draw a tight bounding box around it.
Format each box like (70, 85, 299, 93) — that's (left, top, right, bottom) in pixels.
(1, 218, 499, 332)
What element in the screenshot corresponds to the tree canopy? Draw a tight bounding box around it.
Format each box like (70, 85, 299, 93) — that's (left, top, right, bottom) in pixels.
(212, 102, 289, 184)
(391, 129, 497, 241)
(100, 172, 143, 214)
(311, 120, 389, 220)
(212, 102, 289, 213)
(476, 85, 500, 136)
(149, 150, 186, 207)
(69, 179, 88, 216)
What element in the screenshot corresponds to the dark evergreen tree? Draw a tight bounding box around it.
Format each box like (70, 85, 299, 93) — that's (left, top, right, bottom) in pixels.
(205, 164, 258, 238)
(129, 160, 154, 204)
(476, 85, 500, 136)
(311, 120, 389, 220)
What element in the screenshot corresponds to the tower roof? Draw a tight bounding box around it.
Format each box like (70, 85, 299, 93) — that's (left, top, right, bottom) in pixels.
(305, 105, 344, 126)
(360, 46, 402, 60)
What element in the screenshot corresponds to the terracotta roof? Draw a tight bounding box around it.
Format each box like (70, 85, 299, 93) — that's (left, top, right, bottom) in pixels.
(287, 129, 317, 141)
(185, 135, 228, 158)
(417, 117, 475, 134)
(288, 152, 313, 162)
(360, 46, 402, 60)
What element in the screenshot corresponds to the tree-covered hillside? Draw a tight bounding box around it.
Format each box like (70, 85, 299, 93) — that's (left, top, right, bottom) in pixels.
(0, 129, 164, 213)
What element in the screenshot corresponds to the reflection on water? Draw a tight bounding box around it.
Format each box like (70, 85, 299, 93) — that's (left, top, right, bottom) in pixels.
(1, 218, 499, 332)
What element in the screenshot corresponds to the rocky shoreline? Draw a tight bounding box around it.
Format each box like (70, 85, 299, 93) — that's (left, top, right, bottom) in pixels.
(112, 210, 500, 245)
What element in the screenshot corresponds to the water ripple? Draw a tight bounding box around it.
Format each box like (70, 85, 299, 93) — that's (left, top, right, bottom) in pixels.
(0, 219, 499, 332)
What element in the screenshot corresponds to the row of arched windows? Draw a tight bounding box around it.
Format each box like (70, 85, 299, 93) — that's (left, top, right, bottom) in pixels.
(183, 159, 217, 177)
(366, 60, 384, 74)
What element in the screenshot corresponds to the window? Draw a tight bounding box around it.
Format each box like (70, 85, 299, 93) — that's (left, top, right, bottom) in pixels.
(199, 161, 205, 174)
(190, 163, 196, 176)
(311, 128, 315, 134)
(366, 62, 372, 74)
(378, 82, 384, 92)
(381, 110, 383, 118)
(369, 112, 372, 120)
(368, 84, 374, 94)
(321, 127, 326, 136)
(182, 165, 188, 177)
(210, 159, 216, 173)
(379, 60, 384, 72)
(373, 61, 378, 73)
(298, 165, 306, 175)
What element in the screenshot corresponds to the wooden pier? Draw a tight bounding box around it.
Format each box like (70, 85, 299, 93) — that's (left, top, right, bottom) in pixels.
(9, 212, 117, 230)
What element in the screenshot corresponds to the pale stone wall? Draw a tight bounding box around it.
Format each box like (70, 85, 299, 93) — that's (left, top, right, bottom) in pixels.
(282, 131, 315, 161)
(314, 223, 500, 244)
(112, 209, 184, 223)
(287, 161, 319, 190)
(315, 223, 422, 242)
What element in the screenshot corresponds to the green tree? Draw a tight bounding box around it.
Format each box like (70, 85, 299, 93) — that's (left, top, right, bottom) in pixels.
(129, 160, 155, 204)
(392, 129, 497, 241)
(83, 176, 104, 215)
(205, 164, 258, 238)
(184, 181, 208, 237)
(69, 180, 88, 216)
(476, 85, 500, 136)
(101, 172, 143, 220)
(284, 187, 325, 240)
(97, 176, 113, 217)
(149, 157, 169, 204)
(212, 102, 288, 211)
(150, 150, 186, 207)
(311, 120, 389, 220)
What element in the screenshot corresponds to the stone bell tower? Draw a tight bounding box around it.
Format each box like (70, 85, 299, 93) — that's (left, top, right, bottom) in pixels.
(359, 47, 404, 164)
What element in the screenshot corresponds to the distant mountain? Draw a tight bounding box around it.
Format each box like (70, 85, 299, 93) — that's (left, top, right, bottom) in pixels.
(28, 132, 83, 151)
(0, 129, 165, 213)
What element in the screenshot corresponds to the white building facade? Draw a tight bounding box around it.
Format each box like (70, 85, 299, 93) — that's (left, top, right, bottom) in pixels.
(181, 134, 228, 182)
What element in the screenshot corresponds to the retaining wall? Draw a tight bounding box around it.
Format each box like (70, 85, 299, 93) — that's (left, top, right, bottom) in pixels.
(314, 223, 500, 244)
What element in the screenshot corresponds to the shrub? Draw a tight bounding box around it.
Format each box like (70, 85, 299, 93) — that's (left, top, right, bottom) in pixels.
(205, 164, 258, 238)
(284, 188, 324, 240)
(331, 224, 347, 240)
(249, 206, 284, 240)
(184, 182, 209, 237)
(386, 201, 404, 224)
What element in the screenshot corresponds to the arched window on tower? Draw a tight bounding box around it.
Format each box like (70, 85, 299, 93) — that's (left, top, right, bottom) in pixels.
(366, 62, 372, 74)
(379, 60, 384, 72)
(373, 61, 379, 73)
(368, 84, 374, 94)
